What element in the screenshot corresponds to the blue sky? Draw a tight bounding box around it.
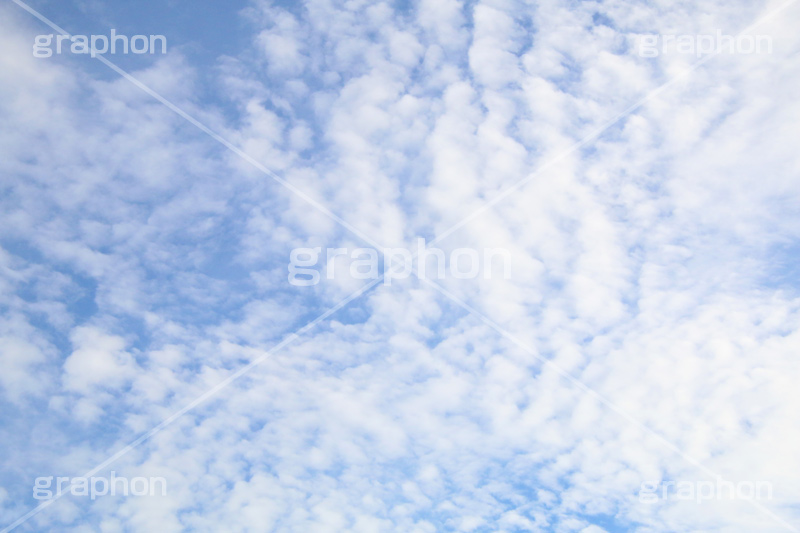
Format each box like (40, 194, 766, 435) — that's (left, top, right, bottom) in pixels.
(1, 0, 799, 531)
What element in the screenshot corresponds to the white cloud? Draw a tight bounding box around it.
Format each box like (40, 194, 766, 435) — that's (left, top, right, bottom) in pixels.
(62, 326, 137, 393)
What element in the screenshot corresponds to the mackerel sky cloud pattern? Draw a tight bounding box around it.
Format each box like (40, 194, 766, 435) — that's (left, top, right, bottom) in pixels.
(1, 0, 799, 531)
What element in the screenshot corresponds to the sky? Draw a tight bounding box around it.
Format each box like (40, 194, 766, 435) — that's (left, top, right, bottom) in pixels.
(1, 0, 799, 531)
